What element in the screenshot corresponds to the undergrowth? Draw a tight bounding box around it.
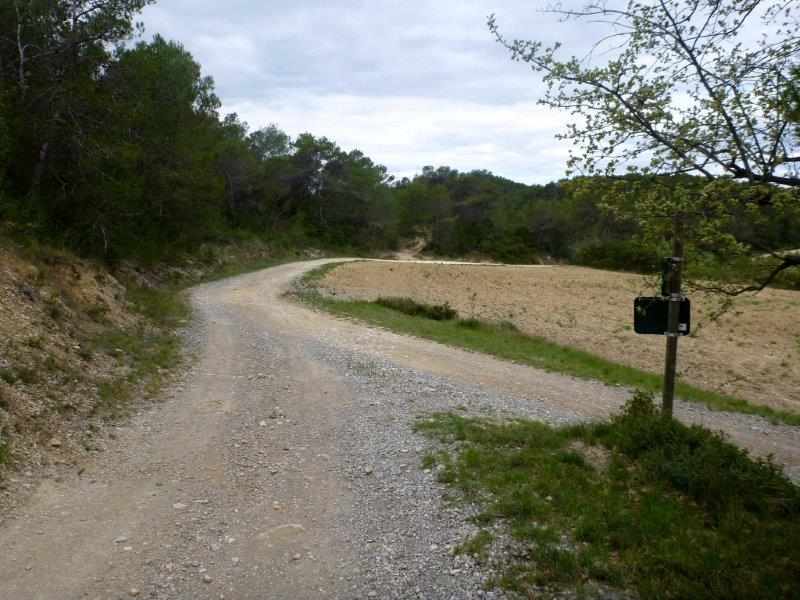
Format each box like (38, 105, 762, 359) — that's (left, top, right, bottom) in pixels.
(89, 286, 188, 417)
(417, 392, 800, 599)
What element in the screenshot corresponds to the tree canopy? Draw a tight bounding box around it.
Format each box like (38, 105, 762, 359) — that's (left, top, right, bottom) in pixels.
(0, 0, 798, 292)
(490, 0, 800, 290)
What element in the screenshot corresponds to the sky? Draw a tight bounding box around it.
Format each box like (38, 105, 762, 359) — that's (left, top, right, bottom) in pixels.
(139, 1, 597, 185)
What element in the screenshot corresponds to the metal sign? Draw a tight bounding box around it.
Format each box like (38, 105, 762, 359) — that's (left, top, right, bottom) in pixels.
(634, 296, 691, 335)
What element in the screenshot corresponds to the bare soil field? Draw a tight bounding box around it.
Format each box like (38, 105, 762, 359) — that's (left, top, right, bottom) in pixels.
(321, 261, 800, 413)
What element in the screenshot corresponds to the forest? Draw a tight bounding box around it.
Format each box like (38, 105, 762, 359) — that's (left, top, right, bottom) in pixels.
(2, 0, 800, 286)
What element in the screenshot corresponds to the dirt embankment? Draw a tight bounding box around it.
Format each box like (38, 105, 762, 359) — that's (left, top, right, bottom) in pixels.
(0, 246, 147, 485)
(321, 261, 800, 413)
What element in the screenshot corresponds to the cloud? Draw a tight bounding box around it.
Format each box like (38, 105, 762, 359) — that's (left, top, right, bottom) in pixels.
(139, 1, 594, 184)
(227, 93, 571, 184)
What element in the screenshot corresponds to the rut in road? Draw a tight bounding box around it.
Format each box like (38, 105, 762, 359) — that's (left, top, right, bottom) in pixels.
(1, 259, 798, 600)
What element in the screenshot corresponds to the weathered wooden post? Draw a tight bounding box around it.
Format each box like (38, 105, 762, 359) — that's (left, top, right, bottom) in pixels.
(661, 218, 684, 418)
(633, 216, 688, 419)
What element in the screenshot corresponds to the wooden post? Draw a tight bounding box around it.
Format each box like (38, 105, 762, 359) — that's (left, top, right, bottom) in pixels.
(662, 218, 684, 418)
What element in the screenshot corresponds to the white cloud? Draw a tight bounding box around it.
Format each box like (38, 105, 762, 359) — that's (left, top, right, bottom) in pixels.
(139, 1, 596, 184)
(228, 93, 571, 183)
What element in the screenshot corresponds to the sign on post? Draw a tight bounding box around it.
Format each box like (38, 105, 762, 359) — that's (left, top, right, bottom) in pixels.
(633, 296, 691, 335)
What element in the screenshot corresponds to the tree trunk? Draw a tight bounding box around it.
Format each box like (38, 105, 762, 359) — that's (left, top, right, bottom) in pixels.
(29, 141, 50, 203)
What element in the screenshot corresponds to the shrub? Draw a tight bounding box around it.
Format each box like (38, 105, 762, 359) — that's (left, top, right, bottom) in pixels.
(456, 318, 482, 329)
(591, 391, 800, 518)
(375, 297, 458, 321)
(574, 239, 660, 272)
(0, 369, 16, 385)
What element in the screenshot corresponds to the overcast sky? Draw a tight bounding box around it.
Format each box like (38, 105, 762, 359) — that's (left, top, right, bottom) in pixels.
(140, 2, 595, 184)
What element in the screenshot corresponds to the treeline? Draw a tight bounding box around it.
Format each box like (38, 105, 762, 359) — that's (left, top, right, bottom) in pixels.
(392, 169, 800, 275)
(392, 167, 638, 266)
(0, 1, 395, 260)
(2, 1, 799, 274)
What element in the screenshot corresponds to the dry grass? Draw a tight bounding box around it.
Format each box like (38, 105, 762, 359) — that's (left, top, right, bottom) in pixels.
(321, 262, 800, 413)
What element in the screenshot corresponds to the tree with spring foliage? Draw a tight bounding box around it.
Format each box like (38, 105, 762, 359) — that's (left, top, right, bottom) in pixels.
(490, 0, 800, 291)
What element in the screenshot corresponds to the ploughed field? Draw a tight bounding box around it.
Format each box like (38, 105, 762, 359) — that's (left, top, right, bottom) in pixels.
(320, 261, 800, 414)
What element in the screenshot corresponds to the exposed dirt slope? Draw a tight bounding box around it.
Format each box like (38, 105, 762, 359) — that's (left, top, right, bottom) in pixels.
(0, 246, 143, 482)
(321, 261, 800, 412)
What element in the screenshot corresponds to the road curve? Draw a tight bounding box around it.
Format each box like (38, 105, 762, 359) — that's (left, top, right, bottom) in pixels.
(1, 259, 798, 600)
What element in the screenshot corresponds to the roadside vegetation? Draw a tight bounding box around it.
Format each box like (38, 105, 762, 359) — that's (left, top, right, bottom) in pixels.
(297, 264, 800, 425)
(417, 392, 800, 599)
(87, 285, 190, 417)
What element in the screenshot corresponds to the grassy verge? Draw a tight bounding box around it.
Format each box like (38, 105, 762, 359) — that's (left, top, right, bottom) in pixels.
(417, 394, 800, 599)
(296, 263, 800, 426)
(88, 286, 190, 417)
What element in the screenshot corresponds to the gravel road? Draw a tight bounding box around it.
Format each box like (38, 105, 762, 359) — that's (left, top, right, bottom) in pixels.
(1, 259, 798, 600)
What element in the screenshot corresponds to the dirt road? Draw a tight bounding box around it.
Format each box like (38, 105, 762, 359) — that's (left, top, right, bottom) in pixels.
(1, 260, 799, 600)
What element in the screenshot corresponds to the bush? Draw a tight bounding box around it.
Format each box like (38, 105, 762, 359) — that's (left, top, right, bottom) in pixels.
(591, 391, 800, 518)
(375, 297, 458, 321)
(574, 239, 660, 272)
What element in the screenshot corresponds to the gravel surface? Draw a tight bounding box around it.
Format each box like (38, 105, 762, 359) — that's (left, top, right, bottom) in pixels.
(0, 259, 798, 600)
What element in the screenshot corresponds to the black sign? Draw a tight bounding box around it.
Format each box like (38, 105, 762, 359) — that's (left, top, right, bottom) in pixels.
(634, 297, 691, 335)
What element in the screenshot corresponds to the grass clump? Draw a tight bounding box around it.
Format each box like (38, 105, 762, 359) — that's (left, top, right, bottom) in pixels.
(89, 286, 189, 417)
(0, 368, 17, 385)
(417, 392, 800, 599)
(0, 438, 10, 465)
(0, 367, 38, 386)
(126, 286, 191, 328)
(90, 327, 182, 417)
(456, 530, 495, 560)
(375, 296, 457, 321)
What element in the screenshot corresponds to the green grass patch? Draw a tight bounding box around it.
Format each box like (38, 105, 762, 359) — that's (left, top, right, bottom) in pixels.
(90, 327, 183, 417)
(0, 439, 10, 465)
(455, 530, 495, 560)
(296, 264, 800, 425)
(126, 285, 192, 327)
(417, 393, 800, 599)
(0, 368, 17, 385)
(89, 285, 189, 417)
(375, 296, 457, 321)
